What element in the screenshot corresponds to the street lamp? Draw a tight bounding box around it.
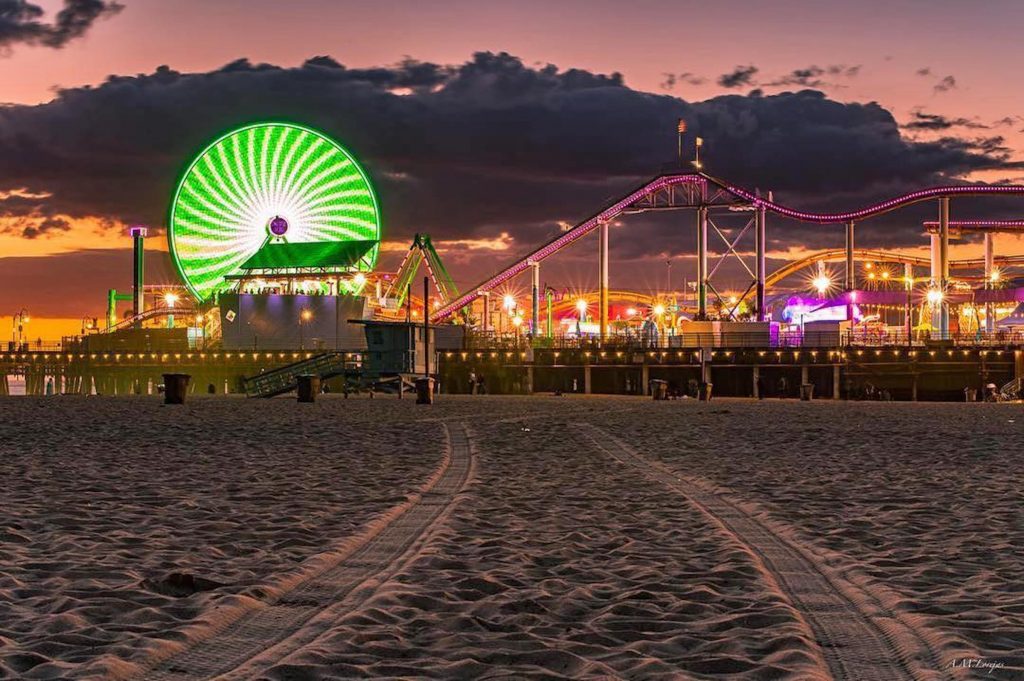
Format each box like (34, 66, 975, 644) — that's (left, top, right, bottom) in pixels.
(164, 292, 179, 308)
(13, 308, 29, 348)
(576, 298, 588, 320)
(502, 294, 517, 333)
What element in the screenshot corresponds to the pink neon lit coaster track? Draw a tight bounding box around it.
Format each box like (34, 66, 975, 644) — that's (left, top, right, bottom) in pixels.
(431, 172, 1024, 322)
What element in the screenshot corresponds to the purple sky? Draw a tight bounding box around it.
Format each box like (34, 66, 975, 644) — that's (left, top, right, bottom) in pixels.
(2, 0, 1024, 326)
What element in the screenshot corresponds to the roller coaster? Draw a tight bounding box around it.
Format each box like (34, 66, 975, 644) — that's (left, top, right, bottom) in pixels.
(432, 171, 1024, 338)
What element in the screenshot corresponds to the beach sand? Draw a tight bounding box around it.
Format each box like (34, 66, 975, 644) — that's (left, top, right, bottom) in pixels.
(0, 395, 1021, 679)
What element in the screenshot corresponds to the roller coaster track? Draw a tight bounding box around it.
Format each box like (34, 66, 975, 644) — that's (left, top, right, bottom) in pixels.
(105, 305, 198, 332)
(760, 249, 1024, 291)
(432, 171, 1024, 322)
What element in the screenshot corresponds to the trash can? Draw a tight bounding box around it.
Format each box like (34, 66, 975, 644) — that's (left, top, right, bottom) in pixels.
(416, 377, 435, 404)
(699, 382, 713, 402)
(650, 379, 668, 401)
(800, 383, 814, 401)
(964, 387, 977, 403)
(297, 374, 320, 403)
(163, 373, 191, 405)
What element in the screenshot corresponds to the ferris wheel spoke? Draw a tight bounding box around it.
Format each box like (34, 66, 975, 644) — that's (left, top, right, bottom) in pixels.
(276, 130, 318, 204)
(294, 169, 362, 209)
(217, 141, 258, 222)
(267, 125, 290, 208)
(177, 188, 249, 229)
(279, 136, 331, 207)
(201, 152, 252, 220)
(231, 130, 263, 220)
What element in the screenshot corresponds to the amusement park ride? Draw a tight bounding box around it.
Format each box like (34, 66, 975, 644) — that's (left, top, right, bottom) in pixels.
(7, 119, 1024, 399)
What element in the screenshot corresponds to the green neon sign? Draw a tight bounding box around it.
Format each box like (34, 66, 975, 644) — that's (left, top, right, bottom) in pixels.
(167, 122, 381, 303)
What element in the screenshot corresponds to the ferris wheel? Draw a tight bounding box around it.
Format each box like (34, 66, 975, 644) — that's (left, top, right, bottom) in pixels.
(167, 122, 381, 303)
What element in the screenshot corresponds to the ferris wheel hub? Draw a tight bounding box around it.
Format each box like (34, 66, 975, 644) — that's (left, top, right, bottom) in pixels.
(268, 215, 289, 237)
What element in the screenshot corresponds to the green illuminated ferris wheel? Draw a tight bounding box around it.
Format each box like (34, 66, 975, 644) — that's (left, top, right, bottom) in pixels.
(167, 122, 381, 303)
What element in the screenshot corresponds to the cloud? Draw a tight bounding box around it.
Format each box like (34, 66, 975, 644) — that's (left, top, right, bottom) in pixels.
(19, 216, 71, 239)
(0, 0, 123, 52)
(717, 65, 759, 88)
(933, 75, 957, 93)
(765, 64, 861, 89)
(916, 67, 931, 77)
(902, 111, 988, 131)
(0, 51, 1018, 310)
(660, 71, 705, 90)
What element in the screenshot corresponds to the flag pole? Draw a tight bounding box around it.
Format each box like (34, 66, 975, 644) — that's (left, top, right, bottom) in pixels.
(676, 118, 687, 167)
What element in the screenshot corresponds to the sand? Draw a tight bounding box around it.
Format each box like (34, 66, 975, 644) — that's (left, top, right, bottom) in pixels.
(0, 394, 1021, 679)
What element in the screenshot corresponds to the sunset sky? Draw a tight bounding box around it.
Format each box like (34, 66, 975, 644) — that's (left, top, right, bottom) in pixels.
(3, 0, 1024, 335)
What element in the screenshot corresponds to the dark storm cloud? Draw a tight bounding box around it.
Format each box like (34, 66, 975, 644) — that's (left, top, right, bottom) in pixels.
(717, 65, 759, 88)
(0, 51, 1016, 261)
(0, 0, 122, 51)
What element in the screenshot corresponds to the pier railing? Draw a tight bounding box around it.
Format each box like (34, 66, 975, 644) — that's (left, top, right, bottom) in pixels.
(460, 329, 1024, 351)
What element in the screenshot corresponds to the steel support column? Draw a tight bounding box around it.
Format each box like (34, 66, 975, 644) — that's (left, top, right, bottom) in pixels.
(939, 197, 950, 337)
(599, 222, 609, 340)
(755, 207, 766, 322)
(984, 233, 995, 333)
(845, 221, 855, 320)
(481, 292, 490, 333)
(697, 207, 708, 319)
(530, 262, 540, 336)
(904, 262, 914, 340)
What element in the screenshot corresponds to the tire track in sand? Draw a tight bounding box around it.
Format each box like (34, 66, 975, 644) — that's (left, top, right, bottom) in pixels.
(577, 423, 962, 681)
(132, 422, 474, 681)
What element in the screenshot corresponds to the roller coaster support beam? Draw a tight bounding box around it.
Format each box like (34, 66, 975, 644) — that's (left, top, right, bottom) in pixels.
(939, 197, 950, 336)
(531, 262, 540, 336)
(599, 222, 609, 339)
(697, 206, 708, 319)
(545, 287, 554, 338)
(904, 262, 914, 340)
(845, 221, 855, 320)
(481, 292, 490, 333)
(755, 207, 766, 322)
(984, 233, 995, 333)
